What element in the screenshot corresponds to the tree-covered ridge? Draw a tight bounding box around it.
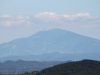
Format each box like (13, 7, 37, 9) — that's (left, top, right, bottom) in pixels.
(37, 59, 100, 75)
(19, 59, 100, 75)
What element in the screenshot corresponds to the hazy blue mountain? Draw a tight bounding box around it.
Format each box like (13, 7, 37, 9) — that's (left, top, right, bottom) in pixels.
(0, 28, 100, 61)
(1, 52, 100, 61)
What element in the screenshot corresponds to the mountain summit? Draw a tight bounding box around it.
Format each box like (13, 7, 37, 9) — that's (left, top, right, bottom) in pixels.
(0, 29, 100, 61)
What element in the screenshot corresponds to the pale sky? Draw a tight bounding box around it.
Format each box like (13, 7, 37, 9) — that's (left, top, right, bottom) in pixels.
(0, 0, 100, 44)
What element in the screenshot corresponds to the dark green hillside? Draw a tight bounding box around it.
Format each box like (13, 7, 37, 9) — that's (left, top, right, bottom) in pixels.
(35, 59, 100, 75)
(19, 59, 100, 75)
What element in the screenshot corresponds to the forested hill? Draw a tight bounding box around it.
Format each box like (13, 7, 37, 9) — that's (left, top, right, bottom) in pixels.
(19, 59, 100, 75)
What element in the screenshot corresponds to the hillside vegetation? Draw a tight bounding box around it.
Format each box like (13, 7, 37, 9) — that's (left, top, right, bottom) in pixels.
(19, 59, 100, 75)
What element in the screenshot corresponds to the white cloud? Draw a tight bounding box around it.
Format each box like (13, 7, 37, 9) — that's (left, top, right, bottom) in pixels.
(1, 20, 26, 27)
(34, 12, 99, 24)
(62, 13, 91, 21)
(0, 12, 100, 27)
(0, 15, 13, 19)
(0, 15, 29, 26)
(35, 12, 57, 18)
(1, 21, 12, 26)
(35, 12, 59, 22)
(17, 15, 29, 20)
(72, 13, 91, 18)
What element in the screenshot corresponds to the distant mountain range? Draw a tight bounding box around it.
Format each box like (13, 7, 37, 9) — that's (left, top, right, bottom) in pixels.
(0, 60, 65, 74)
(0, 29, 100, 61)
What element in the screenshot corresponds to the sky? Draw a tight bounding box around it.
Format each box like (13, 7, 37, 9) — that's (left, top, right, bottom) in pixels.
(0, 0, 100, 44)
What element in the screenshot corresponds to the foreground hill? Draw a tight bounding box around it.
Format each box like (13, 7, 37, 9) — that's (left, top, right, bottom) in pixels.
(20, 60, 100, 75)
(0, 29, 100, 61)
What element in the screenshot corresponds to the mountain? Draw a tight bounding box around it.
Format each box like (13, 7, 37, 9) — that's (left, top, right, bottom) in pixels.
(1, 52, 100, 61)
(34, 59, 100, 75)
(0, 28, 100, 61)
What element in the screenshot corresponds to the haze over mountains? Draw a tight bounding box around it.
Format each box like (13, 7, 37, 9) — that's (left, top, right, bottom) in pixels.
(0, 60, 64, 74)
(0, 29, 100, 61)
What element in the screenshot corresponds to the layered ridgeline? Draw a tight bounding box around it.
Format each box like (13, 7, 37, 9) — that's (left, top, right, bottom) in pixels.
(0, 29, 100, 61)
(0, 60, 64, 74)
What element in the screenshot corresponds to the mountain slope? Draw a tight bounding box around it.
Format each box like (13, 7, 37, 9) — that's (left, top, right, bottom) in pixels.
(0, 29, 100, 60)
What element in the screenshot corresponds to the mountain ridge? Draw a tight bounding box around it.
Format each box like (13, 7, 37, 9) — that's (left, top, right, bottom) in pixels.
(0, 28, 100, 61)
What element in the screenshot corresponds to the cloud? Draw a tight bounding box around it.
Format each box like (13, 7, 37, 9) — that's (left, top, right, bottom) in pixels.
(0, 15, 29, 26)
(35, 12, 58, 21)
(0, 15, 13, 19)
(1, 20, 26, 27)
(62, 13, 91, 21)
(0, 12, 100, 27)
(34, 12, 99, 24)
(35, 12, 92, 21)
(17, 15, 29, 20)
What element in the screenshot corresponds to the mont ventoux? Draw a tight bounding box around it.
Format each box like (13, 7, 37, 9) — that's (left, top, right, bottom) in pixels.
(0, 29, 100, 61)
